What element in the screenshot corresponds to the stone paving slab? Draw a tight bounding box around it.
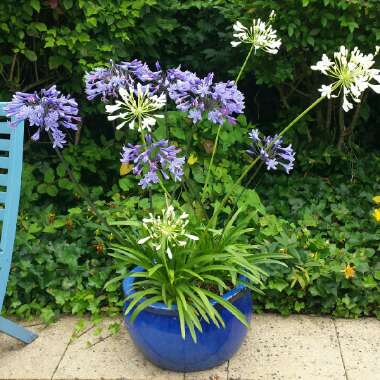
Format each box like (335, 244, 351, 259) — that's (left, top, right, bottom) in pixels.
(54, 318, 182, 380)
(0, 314, 378, 380)
(229, 314, 346, 380)
(335, 318, 380, 380)
(0, 317, 77, 380)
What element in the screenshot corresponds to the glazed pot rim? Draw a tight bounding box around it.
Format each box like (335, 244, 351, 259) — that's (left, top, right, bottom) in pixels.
(122, 266, 249, 316)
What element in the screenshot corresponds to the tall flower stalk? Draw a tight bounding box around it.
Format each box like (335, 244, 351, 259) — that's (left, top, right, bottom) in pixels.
(201, 10, 281, 204)
(208, 93, 331, 228)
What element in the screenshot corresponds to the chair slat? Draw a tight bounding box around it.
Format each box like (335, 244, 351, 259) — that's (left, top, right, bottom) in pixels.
(0, 209, 5, 221)
(0, 139, 10, 152)
(0, 122, 11, 134)
(0, 157, 9, 169)
(0, 174, 8, 187)
(0, 193, 6, 204)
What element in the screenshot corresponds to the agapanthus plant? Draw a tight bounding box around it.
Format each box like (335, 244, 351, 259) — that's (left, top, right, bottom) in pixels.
(111, 206, 285, 341)
(7, 9, 380, 344)
(247, 129, 295, 173)
(85, 59, 161, 102)
(121, 135, 185, 189)
(86, 61, 245, 127)
(4, 86, 80, 148)
(105, 83, 166, 131)
(231, 10, 281, 54)
(137, 204, 198, 259)
(311, 46, 380, 111)
(166, 70, 245, 125)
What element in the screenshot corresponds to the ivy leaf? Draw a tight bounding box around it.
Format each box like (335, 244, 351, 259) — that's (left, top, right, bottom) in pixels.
(30, 0, 41, 12)
(23, 49, 37, 62)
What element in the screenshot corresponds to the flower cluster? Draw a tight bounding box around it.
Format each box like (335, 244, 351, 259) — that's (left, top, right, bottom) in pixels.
(121, 135, 185, 189)
(4, 86, 80, 148)
(167, 68, 245, 125)
(137, 205, 199, 259)
(247, 129, 295, 173)
(85, 65, 131, 101)
(85, 61, 245, 126)
(231, 10, 281, 54)
(311, 46, 380, 112)
(105, 83, 166, 131)
(84, 59, 161, 102)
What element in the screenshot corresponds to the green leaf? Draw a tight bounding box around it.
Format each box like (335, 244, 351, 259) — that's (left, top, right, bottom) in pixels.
(62, 0, 73, 9)
(269, 279, 288, 292)
(23, 49, 37, 62)
(130, 295, 163, 323)
(30, 0, 41, 12)
(202, 289, 249, 328)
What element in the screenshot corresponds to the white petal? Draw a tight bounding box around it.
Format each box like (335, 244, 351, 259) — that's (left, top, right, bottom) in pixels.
(231, 41, 242, 47)
(369, 83, 380, 93)
(185, 234, 199, 241)
(137, 236, 150, 245)
(129, 119, 135, 130)
(233, 21, 246, 32)
(342, 96, 353, 112)
(116, 120, 128, 130)
(119, 87, 130, 101)
(105, 104, 121, 113)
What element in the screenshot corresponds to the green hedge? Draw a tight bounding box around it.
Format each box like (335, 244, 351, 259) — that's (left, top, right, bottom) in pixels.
(4, 124, 380, 322)
(1, 0, 380, 322)
(1, 0, 380, 148)
(7, 155, 380, 322)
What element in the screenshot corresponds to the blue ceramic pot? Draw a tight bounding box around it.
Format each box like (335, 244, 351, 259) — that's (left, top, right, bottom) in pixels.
(122, 266, 252, 372)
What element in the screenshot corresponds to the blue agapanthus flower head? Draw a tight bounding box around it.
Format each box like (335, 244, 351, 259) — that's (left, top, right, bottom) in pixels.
(166, 67, 245, 125)
(121, 135, 185, 189)
(247, 128, 295, 174)
(85, 60, 162, 102)
(84, 61, 132, 101)
(5, 86, 80, 148)
(118, 59, 161, 83)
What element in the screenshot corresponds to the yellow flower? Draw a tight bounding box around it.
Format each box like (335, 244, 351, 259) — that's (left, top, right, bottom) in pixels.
(373, 195, 380, 204)
(373, 208, 380, 222)
(342, 264, 355, 279)
(187, 153, 198, 166)
(120, 163, 133, 176)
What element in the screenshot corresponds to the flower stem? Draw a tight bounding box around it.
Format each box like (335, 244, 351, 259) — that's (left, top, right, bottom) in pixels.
(200, 45, 255, 205)
(235, 44, 255, 85)
(208, 95, 326, 228)
(200, 124, 222, 202)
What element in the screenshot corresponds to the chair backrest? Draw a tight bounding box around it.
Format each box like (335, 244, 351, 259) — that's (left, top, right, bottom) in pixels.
(0, 102, 24, 311)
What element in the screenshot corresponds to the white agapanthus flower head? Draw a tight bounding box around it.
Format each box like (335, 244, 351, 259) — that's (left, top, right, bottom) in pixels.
(105, 83, 166, 131)
(231, 10, 281, 54)
(137, 205, 199, 259)
(311, 46, 380, 112)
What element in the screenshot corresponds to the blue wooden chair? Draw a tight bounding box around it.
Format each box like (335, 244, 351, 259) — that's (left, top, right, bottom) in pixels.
(0, 102, 38, 343)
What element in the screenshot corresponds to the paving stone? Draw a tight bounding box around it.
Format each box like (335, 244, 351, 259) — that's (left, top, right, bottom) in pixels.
(335, 318, 380, 380)
(185, 362, 228, 380)
(0, 317, 77, 380)
(2, 315, 378, 380)
(228, 314, 346, 380)
(53, 318, 183, 380)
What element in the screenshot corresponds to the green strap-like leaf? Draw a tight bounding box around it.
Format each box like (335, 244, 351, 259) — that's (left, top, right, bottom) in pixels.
(202, 289, 249, 328)
(130, 295, 163, 323)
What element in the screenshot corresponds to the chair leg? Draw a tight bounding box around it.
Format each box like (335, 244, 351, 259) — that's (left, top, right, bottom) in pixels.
(0, 316, 38, 344)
